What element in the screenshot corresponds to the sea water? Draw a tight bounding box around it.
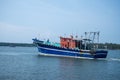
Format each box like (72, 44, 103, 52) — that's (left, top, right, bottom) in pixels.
(0, 46, 120, 80)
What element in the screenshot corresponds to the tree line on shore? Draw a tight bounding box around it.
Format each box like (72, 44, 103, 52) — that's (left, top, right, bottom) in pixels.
(0, 42, 36, 47)
(97, 43, 120, 50)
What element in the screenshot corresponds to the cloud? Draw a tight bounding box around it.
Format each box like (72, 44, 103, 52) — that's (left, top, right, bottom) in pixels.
(0, 22, 55, 43)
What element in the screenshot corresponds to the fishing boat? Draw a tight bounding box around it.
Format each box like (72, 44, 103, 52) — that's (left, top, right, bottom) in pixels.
(33, 32, 108, 59)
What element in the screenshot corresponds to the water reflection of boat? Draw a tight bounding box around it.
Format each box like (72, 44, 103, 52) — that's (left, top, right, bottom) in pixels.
(33, 32, 108, 59)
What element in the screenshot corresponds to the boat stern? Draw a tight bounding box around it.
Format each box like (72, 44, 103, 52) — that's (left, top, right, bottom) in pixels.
(94, 50, 108, 58)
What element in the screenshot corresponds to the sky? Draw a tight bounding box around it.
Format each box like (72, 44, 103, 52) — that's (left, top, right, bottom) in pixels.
(0, 0, 120, 43)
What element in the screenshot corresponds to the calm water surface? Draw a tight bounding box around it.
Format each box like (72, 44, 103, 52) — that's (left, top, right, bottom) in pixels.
(0, 46, 120, 80)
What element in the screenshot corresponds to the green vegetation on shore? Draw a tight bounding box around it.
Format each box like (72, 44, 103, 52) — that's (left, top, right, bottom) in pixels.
(0, 42, 120, 50)
(0, 42, 36, 47)
(98, 43, 120, 50)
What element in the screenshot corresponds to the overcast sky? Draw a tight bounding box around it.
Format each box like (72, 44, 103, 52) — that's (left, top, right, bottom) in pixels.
(0, 0, 120, 43)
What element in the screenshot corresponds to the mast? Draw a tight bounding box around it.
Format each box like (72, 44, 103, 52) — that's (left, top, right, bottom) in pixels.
(97, 31, 100, 43)
(96, 31, 100, 49)
(80, 36, 83, 49)
(84, 32, 87, 50)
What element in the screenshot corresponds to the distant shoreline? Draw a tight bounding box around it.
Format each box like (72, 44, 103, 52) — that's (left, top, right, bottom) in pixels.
(0, 42, 120, 50)
(0, 42, 36, 47)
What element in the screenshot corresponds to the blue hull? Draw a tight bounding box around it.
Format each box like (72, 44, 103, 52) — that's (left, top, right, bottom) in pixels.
(36, 43, 108, 59)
